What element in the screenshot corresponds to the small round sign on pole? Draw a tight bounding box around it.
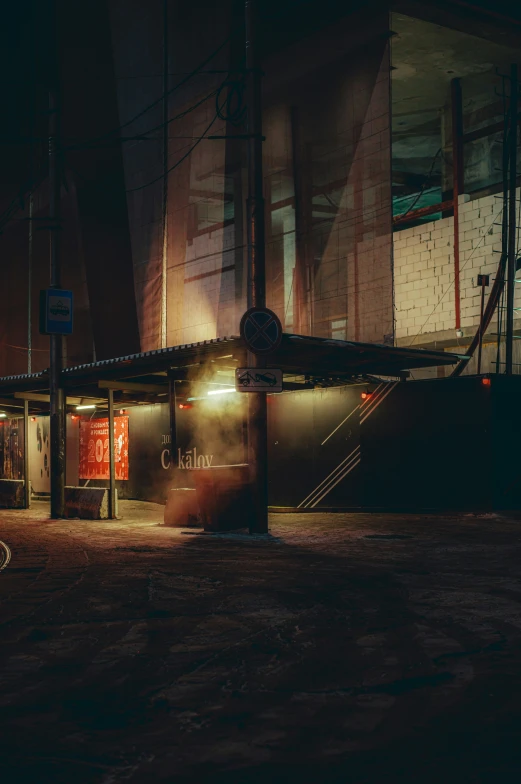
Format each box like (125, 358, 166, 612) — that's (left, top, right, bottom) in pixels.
(240, 307, 283, 355)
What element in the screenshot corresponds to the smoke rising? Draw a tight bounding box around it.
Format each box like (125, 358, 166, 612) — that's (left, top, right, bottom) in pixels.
(180, 362, 247, 469)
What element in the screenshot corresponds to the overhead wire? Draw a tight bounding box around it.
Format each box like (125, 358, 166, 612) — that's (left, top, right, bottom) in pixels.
(64, 87, 222, 152)
(393, 148, 442, 222)
(67, 36, 232, 150)
(125, 72, 246, 193)
(0, 165, 47, 235)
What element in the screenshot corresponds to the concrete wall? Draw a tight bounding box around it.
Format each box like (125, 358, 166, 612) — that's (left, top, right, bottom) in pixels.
(393, 189, 521, 346)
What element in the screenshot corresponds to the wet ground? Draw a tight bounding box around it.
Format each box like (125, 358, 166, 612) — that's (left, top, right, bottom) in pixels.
(2, 501, 521, 782)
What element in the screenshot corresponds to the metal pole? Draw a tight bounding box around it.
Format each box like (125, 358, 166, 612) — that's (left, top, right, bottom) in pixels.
(451, 78, 463, 332)
(168, 373, 178, 468)
(506, 63, 518, 375)
(49, 87, 65, 518)
(28, 194, 33, 375)
(477, 276, 486, 375)
(245, 0, 265, 312)
(496, 79, 510, 375)
(23, 400, 30, 509)
(245, 0, 268, 534)
(160, 0, 169, 348)
(108, 389, 116, 519)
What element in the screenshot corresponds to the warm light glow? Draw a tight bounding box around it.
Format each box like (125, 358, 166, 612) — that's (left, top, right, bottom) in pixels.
(207, 388, 236, 397)
(76, 404, 96, 410)
(361, 392, 371, 400)
(178, 403, 193, 410)
(119, 409, 126, 415)
(482, 377, 491, 386)
(31, 416, 37, 422)
(71, 415, 78, 421)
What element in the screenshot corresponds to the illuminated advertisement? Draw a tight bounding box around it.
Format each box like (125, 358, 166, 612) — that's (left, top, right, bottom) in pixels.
(79, 416, 129, 480)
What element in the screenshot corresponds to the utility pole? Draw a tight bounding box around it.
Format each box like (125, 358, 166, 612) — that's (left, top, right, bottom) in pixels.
(506, 63, 518, 375)
(49, 86, 65, 518)
(245, 0, 268, 534)
(160, 0, 169, 348)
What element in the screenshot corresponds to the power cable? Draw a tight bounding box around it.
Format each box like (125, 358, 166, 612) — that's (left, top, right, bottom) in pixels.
(393, 148, 442, 222)
(0, 165, 46, 235)
(64, 88, 221, 152)
(68, 36, 231, 150)
(125, 77, 245, 193)
(126, 114, 220, 193)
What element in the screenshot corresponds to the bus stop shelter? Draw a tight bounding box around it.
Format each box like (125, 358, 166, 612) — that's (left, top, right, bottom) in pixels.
(0, 334, 463, 519)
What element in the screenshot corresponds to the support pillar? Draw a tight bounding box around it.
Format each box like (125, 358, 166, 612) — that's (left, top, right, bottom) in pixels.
(168, 373, 178, 469)
(108, 389, 116, 519)
(451, 78, 464, 332)
(245, 0, 268, 534)
(49, 86, 65, 519)
(23, 400, 30, 509)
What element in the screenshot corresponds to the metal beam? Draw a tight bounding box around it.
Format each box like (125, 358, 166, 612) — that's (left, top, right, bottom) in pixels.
(98, 380, 168, 393)
(393, 199, 454, 225)
(15, 392, 52, 402)
(0, 398, 26, 409)
(14, 392, 84, 405)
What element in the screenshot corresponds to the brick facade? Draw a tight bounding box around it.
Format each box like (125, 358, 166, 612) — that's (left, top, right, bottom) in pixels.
(393, 190, 519, 345)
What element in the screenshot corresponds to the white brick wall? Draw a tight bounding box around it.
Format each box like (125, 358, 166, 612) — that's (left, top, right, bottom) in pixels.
(393, 190, 518, 342)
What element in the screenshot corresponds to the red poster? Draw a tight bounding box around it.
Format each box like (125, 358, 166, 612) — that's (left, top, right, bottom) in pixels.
(79, 417, 129, 480)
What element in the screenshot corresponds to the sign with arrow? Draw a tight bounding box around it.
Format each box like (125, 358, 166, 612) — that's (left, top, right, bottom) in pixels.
(239, 307, 282, 355)
(235, 368, 283, 393)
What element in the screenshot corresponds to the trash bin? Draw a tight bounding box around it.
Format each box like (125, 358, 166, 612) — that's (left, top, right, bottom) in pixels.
(192, 465, 251, 531)
(164, 487, 200, 527)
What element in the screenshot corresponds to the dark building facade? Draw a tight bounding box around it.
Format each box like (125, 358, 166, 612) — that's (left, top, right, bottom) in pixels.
(1, 0, 521, 376)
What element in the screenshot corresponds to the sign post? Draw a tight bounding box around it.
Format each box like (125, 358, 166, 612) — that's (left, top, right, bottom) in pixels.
(39, 289, 73, 336)
(240, 305, 283, 534)
(244, 0, 276, 534)
(48, 83, 66, 519)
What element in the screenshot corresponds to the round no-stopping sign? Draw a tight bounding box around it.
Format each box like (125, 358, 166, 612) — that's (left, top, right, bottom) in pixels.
(240, 307, 283, 354)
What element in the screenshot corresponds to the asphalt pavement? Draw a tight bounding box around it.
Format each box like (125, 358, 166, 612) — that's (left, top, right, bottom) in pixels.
(1, 501, 521, 783)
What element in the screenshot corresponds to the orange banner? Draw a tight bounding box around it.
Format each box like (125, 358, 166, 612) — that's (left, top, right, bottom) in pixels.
(79, 417, 129, 480)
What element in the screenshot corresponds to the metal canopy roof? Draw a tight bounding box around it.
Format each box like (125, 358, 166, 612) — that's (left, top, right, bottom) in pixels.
(0, 334, 464, 403)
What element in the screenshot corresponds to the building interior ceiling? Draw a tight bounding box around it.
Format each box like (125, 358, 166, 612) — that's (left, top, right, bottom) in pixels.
(391, 12, 521, 214)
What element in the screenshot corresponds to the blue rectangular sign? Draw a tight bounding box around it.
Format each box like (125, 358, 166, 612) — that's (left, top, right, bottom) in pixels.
(40, 289, 73, 335)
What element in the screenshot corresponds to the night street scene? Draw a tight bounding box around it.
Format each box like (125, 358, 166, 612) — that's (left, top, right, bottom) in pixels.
(2, 0, 521, 781)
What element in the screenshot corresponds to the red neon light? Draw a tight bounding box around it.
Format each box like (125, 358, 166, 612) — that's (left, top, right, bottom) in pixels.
(482, 377, 491, 386)
(361, 392, 371, 400)
(178, 403, 193, 410)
